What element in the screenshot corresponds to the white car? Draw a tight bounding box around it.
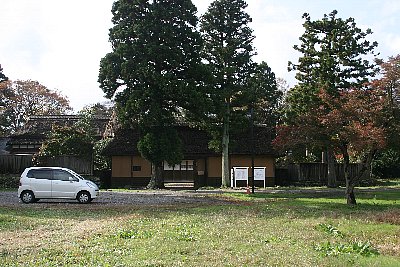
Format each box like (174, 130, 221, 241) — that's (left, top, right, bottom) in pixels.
(18, 167, 99, 204)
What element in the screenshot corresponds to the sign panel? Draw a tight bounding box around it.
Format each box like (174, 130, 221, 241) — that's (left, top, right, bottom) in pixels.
(233, 167, 249, 187)
(254, 167, 266, 187)
(254, 168, 265, 180)
(234, 168, 248, 180)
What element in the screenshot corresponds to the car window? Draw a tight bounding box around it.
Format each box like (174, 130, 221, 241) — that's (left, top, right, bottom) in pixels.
(27, 169, 52, 180)
(53, 170, 73, 181)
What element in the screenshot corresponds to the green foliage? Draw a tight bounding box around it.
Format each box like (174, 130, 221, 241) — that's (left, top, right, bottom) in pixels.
(248, 62, 281, 126)
(200, 0, 257, 126)
(38, 126, 93, 159)
(316, 223, 345, 238)
(285, 10, 378, 123)
(372, 148, 400, 178)
(0, 175, 19, 189)
(287, 10, 378, 114)
(99, 0, 205, 188)
(99, 0, 204, 127)
(137, 127, 183, 166)
(314, 241, 379, 257)
(115, 229, 153, 239)
(93, 138, 112, 171)
(200, 0, 279, 186)
(38, 103, 112, 165)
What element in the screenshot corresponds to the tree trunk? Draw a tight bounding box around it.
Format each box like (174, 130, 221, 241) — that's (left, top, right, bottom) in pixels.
(146, 162, 164, 189)
(342, 146, 357, 205)
(221, 101, 230, 188)
(221, 115, 230, 187)
(345, 176, 357, 205)
(327, 149, 337, 188)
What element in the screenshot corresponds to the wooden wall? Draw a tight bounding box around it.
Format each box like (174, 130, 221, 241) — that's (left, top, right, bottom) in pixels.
(110, 154, 276, 188)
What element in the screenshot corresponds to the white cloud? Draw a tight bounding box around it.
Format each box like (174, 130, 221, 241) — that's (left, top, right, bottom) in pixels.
(1, 0, 400, 111)
(0, 0, 114, 112)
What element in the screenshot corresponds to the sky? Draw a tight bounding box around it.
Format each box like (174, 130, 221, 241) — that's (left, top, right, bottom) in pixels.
(1, 0, 399, 112)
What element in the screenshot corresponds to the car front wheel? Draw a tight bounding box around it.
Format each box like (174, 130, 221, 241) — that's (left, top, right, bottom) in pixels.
(20, 191, 35, 204)
(77, 191, 92, 204)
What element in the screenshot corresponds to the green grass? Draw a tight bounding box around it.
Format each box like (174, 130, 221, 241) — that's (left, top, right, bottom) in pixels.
(0, 188, 399, 266)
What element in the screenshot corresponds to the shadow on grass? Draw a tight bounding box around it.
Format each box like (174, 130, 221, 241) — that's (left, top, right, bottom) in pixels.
(1, 188, 398, 223)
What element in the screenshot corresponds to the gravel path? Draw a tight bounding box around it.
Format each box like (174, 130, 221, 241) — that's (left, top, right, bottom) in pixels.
(0, 190, 230, 207)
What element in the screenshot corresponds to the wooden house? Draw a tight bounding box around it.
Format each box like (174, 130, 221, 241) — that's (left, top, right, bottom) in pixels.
(102, 125, 277, 188)
(7, 115, 110, 155)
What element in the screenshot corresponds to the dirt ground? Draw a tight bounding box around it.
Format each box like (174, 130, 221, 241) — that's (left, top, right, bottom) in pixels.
(0, 190, 232, 208)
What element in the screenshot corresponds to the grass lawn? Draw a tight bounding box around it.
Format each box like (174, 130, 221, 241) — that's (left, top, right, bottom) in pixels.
(0, 187, 399, 266)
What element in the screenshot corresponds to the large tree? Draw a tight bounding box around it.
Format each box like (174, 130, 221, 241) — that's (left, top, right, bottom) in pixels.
(287, 10, 378, 112)
(275, 87, 388, 205)
(98, 0, 205, 189)
(200, 0, 257, 187)
(278, 10, 380, 204)
(374, 55, 400, 112)
(0, 80, 71, 135)
(371, 55, 400, 178)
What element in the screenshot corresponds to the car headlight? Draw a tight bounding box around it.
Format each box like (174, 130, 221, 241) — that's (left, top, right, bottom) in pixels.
(86, 182, 97, 189)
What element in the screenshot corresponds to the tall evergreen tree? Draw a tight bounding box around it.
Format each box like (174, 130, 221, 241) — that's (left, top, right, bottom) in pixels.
(287, 10, 378, 114)
(281, 10, 379, 204)
(98, 0, 204, 189)
(248, 62, 280, 126)
(201, 0, 256, 187)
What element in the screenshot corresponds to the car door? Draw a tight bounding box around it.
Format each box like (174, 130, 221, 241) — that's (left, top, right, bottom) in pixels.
(51, 169, 79, 198)
(27, 169, 52, 197)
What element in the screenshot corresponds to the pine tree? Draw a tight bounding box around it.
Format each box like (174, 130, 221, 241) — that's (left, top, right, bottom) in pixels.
(98, 0, 204, 189)
(281, 10, 379, 204)
(287, 10, 378, 114)
(201, 0, 256, 187)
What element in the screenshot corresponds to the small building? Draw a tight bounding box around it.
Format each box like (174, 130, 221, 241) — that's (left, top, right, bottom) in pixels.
(102, 125, 277, 188)
(6, 115, 110, 155)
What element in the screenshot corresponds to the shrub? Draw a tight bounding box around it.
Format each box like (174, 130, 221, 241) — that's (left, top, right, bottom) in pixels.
(0, 174, 20, 189)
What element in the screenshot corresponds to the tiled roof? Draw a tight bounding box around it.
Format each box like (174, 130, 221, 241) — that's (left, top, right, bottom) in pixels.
(24, 115, 110, 136)
(102, 125, 275, 156)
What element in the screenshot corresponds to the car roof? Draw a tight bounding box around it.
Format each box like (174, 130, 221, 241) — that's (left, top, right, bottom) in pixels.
(25, 167, 70, 171)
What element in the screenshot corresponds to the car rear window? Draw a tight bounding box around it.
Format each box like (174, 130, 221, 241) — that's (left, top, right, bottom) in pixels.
(27, 169, 52, 180)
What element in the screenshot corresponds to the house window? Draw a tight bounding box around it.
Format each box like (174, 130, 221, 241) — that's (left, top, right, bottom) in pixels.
(132, 166, 141, 172)
(164, 163, 180, 171)
(181, 160, 194, 171)
(164, 160, 194, 171)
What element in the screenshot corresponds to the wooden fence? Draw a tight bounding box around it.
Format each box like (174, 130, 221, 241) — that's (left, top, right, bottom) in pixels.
(38, 156, 93, 175)
(0, 155, 93, 175)
(276, 163, 369, 186)
(0, 155, 34, 174)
